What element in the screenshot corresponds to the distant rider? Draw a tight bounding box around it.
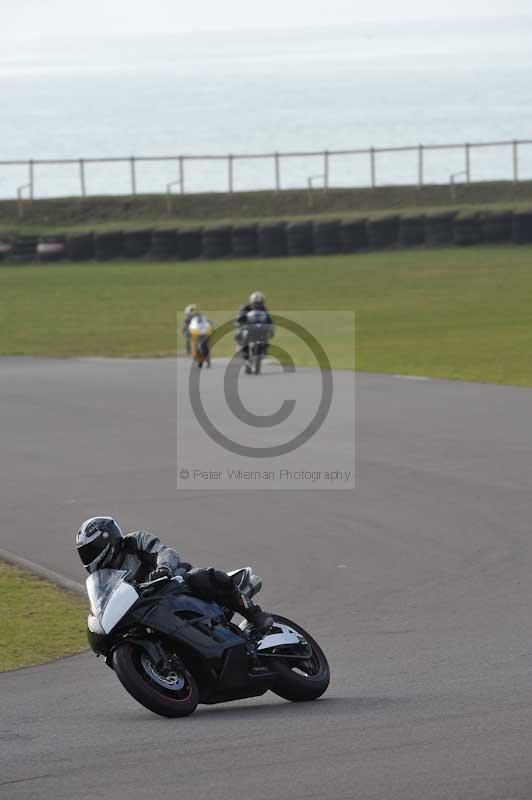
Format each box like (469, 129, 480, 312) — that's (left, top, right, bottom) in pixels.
(235, 291, 274, 370)
(182, 304, 199, 354)
(76, 516, 273, 634)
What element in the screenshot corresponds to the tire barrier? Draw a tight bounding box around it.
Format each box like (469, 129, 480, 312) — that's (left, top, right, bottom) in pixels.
(12, 235, 39, 262)
(178, 229, 203, 261)
(94, 231, 123, 261)
(313, 220, 342, 255)
(258, 223, 287, 257)
(453, 215, 483, 247)
(37, 235, 66, 263)
(0, 241, 12, 262)
(482, 212, 513, 244)
(232, 225, 259, 258)
(511, 211, 532, 245)
(340, 220, 368, 253)
(66, 232, 94, 261)
(367, 216, 399, 249)
(286, 221, 313, 256)
(425, 213, 455, 247)
(4, 209, 532, 266)
(399, 215, 426, 248)
(151, 229, 178, 260)
(202, 226, 232, 259)
(123, 229, 152, 259)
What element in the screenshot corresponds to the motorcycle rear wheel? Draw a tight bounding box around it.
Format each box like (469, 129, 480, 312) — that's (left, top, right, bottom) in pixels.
(113, 642, 199, 718)
(269, 615, 330, 702)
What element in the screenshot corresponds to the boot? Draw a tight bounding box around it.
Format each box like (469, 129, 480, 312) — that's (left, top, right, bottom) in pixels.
(237, 593, 273, 635)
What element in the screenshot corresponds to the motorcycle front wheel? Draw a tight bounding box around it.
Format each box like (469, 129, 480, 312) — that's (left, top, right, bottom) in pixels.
(269, 615, 330, 702)
(113, 642, 199, 718)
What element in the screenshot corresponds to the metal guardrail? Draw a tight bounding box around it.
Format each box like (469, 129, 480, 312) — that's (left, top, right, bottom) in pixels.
(1, 138, 531, 200)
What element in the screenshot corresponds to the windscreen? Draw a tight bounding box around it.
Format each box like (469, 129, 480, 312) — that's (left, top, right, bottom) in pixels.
(86, 569, 130, 618)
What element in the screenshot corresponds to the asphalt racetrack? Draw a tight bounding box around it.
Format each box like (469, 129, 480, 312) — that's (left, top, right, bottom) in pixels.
(2, 357, 532, 800)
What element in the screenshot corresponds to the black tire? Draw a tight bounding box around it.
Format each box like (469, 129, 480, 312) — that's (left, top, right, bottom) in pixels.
(398, 215, 426, 248)
(112, 642, 199, 718)
(232, 225, 259, 257)
(286, 222, 314, 256)
(66, 233, 94, 261)
(151, 229, 178, 260)
(340, 219, 368, 253)
(123, 229, 152, 259)
(258, 223, 287, 258)
(313, 220, 341, 255)
(367, 216, 399, 250)
(511, 211, 532, 245)
(94, 231, 123, 261)
(269, 614, 330, 702)
(178, 229, 203, 261)
(202, 226, 232, 260)
(425, 213, 455, 247)
(254, 352, 261, 374)
(453, 214, 483, 247)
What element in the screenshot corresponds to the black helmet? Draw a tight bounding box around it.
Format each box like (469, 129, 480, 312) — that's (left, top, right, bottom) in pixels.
(76, 516, 123, 573)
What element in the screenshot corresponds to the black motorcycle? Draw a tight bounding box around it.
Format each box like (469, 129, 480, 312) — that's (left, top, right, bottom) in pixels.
(241, 309, 273, 375)
(86, 567, 330, 717)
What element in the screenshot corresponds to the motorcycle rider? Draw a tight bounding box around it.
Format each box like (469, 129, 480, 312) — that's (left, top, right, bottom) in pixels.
(235, 291, 274, 371)
(182, 304, 199, 354)
(76, 516, 273, 634)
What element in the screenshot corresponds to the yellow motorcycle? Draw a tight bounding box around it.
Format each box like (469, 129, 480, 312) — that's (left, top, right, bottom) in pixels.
(188, 314, 213, 368)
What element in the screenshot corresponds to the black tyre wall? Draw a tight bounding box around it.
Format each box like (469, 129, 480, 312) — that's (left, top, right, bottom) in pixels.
(232, 225, 259, 257)
(313, 220, 341, 255)
(286, 222, 313, 256)
(340, 220, 368, 252)
(399, 215, 426, 248)
(258, 223, 287, 257)
(123, 229, 152, 259)
(511, 211, 532, 244)
(425, 213, 455, 246)
(367, 216, 399, 249)
(66, 233, 95, 261)
(453, 215, 483, 246)
(483, 212, 513, 244)
(94, 231, 123, 261)
(12, 235, 39, 262)
(178, 229, 203, 261)
(202, 226, 232, 259)
(151, 229, 178, 260)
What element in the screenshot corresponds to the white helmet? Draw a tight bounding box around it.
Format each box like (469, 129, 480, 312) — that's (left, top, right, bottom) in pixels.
(249, 291, 265, 308)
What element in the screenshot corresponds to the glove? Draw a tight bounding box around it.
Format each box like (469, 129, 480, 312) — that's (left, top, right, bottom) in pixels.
(147, 566, 172, 583)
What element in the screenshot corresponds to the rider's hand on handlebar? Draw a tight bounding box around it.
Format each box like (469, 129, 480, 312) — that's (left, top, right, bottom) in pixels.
(147, 566, 172, 583)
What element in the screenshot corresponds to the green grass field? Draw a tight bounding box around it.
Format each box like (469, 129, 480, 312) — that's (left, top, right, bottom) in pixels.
(0, 562, 87, 671)
(1, 246, 532, 385)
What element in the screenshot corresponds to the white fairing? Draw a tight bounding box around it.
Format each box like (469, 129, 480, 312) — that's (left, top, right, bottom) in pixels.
(86, 569, 139, 634)
(100, 582, 139, 633)
(256, 623, 306, 651)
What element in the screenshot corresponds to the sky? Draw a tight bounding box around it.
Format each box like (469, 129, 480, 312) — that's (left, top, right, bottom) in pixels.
(3, 0, 532, 37)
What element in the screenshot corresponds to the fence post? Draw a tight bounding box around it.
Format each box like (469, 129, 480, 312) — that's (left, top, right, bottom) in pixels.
(370, 148, 376, 188)
(179, 156, 185, 194)
(79, 159, 86, 198)
(130, 157, 137, 196)
(274, 152, 281, 191)
(324, 149, 329, 190)
(228, 154, 234, 193)
(513, 140, 519, 183)
(418, 145, 424, 188)
(29, 159, 34, 200)
(465, 143, 471, 183)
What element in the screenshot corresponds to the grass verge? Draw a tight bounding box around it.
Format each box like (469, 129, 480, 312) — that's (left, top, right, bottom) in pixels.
(1, 181, 532, 236)
(1, 246, 532, 385)
(0, 561, 87, 671)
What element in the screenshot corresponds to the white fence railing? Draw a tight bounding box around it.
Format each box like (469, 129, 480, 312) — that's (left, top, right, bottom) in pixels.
(1, 138, 531, 201)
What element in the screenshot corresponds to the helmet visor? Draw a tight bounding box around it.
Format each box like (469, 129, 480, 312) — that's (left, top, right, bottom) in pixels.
(78, 534, 109, 568)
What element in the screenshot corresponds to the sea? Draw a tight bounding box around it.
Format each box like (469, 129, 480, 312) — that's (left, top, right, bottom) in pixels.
(1, 16, 532, 198)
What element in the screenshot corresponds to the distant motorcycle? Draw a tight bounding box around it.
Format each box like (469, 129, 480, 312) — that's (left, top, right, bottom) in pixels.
(86, 567, 330, 717)
(241, 309, 273, 374)
(188, 314, 213, 368)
